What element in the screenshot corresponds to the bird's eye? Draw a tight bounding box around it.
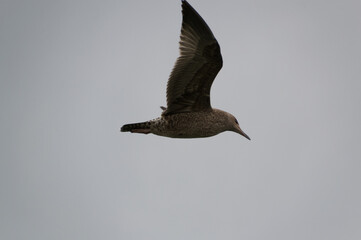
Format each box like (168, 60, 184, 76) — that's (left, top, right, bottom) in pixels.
(235, 118, 239, 124)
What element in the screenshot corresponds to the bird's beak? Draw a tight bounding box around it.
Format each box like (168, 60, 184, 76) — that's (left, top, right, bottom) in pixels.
(234, 126, 251, 140)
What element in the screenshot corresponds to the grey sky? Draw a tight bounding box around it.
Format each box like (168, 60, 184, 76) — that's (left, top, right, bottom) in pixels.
(1, 0, 361, 239)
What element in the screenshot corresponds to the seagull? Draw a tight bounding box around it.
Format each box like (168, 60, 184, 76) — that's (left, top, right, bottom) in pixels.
(121, 0, 250, 140)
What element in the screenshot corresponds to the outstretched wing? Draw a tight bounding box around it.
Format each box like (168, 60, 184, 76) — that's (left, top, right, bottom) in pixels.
(164, 0, 223, 115)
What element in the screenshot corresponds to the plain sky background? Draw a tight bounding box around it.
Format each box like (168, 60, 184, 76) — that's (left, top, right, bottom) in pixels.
(1, 0, 361, 239)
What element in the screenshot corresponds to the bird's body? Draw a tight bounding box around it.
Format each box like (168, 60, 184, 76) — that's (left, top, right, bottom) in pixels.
(121, 0, 250, 140)
(122, 109, 245, 138)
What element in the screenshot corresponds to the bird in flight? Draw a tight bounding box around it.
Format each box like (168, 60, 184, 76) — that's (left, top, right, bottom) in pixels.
(121, 0, 250, 140)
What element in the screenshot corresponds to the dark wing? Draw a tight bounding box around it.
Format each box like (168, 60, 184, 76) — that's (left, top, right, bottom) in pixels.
(164, 0, 223, 115)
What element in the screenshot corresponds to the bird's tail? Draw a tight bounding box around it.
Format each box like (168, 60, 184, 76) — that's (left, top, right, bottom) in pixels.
(120, 121, 151, 134)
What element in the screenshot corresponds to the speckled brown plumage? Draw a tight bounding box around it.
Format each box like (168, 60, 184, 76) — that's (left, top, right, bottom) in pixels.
(121, 0, 250, 140)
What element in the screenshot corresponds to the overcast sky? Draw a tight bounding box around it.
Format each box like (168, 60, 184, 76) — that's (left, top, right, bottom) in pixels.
(1, 0, 361, 239)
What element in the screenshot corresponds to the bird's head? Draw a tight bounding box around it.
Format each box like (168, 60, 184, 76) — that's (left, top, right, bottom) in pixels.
(227, 114, 250, 140)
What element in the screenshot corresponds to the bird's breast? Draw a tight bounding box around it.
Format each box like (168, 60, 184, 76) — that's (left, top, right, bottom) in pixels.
(150, 111, 227, 138)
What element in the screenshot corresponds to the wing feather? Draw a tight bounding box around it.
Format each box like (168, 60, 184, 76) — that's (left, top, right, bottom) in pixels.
(164, 0, 223, 115)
